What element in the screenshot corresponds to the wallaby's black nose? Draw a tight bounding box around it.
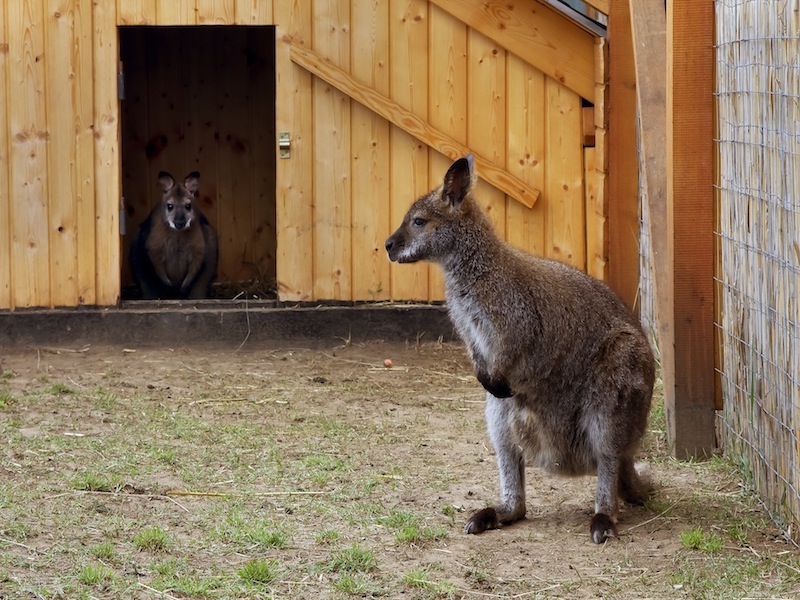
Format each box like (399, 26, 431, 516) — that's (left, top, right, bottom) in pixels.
(385, 238, 394, 252)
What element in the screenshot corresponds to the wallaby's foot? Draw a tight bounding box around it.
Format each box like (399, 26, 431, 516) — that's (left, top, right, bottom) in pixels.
(464, 508, 500, 534)
(590, 513, 617, 543)
(464, 505, 525, 534)
(476, 371, 514, 398)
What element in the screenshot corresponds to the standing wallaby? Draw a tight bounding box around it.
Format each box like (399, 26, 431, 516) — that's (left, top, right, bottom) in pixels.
(385, 155, 655, 543)
(130, 171, 219, 300)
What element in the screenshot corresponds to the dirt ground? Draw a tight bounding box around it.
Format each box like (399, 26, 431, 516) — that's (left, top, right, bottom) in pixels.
(2, 339, 799, 599)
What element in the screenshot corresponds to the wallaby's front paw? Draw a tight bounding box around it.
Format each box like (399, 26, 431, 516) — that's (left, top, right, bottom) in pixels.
(590, 513, 617, 543)
(475, 371, 514, 398)
(464, 508, 500, 534)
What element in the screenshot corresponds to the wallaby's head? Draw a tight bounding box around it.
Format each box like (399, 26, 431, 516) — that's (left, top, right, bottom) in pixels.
(157, 171, 201, 231)
(386, 155, 489, 264)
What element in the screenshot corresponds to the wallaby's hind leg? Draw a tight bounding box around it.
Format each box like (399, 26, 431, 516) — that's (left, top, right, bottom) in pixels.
(465, 393, 526, 534)
(619, 456, 650, 506)
(591, 455, 621, 543)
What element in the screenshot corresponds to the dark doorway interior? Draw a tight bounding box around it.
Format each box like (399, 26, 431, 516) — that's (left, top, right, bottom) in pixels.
(119, 26, 277, 300)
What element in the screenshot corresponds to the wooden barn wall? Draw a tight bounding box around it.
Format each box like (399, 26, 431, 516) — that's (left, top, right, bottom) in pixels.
(277, 0, 598, 302)
(0, 0, 599, 308)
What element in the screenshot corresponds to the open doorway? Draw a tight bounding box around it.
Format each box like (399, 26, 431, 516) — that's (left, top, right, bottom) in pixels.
(119, 26, 277, 300)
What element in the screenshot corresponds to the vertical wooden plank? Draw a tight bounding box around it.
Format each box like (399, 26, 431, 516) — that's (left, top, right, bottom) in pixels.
(119, 28, 151, 288)
(0, 0, 11, 308)
(544, 79, 584, 269)
(666, 0, 716, 457)
(275, 0, 314, 301)
(8, 0, 50, 308)
(156, 0, 194, 25)
(117, 0, 156, 24)
(312, 0, 352, 300)
(216, 28, 253, 282)
(467, 29, 506, 240)
(197, 0, 234, 24)
(183, 27, 220, 236)
(607, 0, 639, 310)
(591, 36, 609, 281)
(351, 0, 390, 301)
(506, 55, 546, 258)
(94, 0, 121, 305)
(45, 0, 79, 306)
(234, 0, 272, 24)
(388, 0, 430, 301)
(248, 27, 277, 290)
(584, 146, 606, 279)
(75, 0, 97, 304)
(428, 4, 466, 300)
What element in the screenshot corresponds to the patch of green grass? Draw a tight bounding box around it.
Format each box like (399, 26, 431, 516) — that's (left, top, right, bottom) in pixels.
(325, 545, 377, 574)
(93, 388, 118, 410)
(1, 369, 13, 379)
(47, 382, 76, 395)
(237, 558, 280, 585)
(333, 572, 380, 595)
(680, 527, 723, 553)
(78, 563, 115, 586)
(150, 447, 177, 465)
(133, 526, 169, 552)
(0, 390, 16, 408)
(72, 471, 122, 493)
(401, 567, 456, 598)
(89, 541, 115, 561)
(315, 529, 340, 544)
(216, 509, 290, 550)
(301, 453, 348, 486)
(380, 509, 448, 543)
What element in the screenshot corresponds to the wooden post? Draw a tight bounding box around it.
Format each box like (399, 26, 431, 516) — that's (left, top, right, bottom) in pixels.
(606, 0, 640, 312)
(629, 0, 671, 440)
(665, 0, 716, 458)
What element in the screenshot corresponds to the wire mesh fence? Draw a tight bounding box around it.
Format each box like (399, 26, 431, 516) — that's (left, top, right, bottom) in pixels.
(715, 0, 800, 541)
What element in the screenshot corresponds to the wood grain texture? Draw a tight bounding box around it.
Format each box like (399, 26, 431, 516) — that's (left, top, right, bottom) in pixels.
(8, 0, 50, 307)
(117, 0, 155, 24)
(388, 0, 430, 301)
(197, 0, 234, 24)
(0, 0, 11, 307)
(290, 44, 541, 208)
(606, 0, 639, 310)
(667, 0, 716, 458)
(351, 0, 391, 301)
(75, 0, 98, 304)
(156, 0, 194, 25)
(93, 0, 121, 305)
(429, 0, 596, 100)
(468, 29, 507, 240)
(506, 54, 546, 257)
(275, 0, 314, 301)
(312, 0, 352, 300)
(545, 79, 585, 269)
(45, 0, 79, 306)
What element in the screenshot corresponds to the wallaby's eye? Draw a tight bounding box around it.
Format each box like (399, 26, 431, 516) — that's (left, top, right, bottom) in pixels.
(166, 202, 174, 211)
(412, 217, 426, 227)
(185, 202, 192, 211)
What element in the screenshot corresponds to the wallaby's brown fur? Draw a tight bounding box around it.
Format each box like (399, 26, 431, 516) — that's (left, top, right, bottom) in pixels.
(385, 156, 655, 543)
(130, 171, 218, 299)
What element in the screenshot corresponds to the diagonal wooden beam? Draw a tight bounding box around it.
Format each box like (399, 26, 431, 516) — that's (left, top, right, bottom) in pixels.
(289, 43, 540, 208)
(428, 0, 596, 100)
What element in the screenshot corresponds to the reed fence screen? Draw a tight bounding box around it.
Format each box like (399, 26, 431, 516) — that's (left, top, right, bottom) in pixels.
(716, 0, 800, 540)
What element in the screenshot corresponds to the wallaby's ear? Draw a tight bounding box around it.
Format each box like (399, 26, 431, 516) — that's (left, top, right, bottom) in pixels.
(184, 172, 200, 195)
(442, 155, 475, 208)
(158, 172, 175, 193)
